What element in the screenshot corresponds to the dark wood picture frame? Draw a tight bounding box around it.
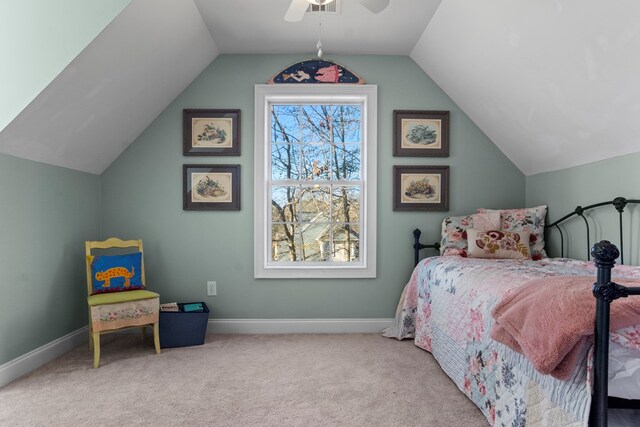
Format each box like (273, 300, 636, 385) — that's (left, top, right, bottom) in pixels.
(393, 110, 449, 157)
(393, 165, 449, 211)
(183, 164, 240, 211)
(183, 109, 240, 156)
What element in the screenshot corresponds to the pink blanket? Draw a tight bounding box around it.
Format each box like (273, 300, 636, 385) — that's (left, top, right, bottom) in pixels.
(490, 275, 640, 380)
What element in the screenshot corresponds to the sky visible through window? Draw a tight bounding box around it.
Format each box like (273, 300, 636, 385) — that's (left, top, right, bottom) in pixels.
(269, 104, 362, 263)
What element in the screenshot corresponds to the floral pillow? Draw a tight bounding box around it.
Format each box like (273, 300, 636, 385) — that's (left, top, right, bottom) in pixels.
(440, 211, 501, 257)
(477, 205, 547, 260)
(467, 229, 531, 259)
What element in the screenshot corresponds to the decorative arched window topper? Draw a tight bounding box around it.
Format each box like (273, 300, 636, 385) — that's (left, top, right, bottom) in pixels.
(268, 60, 364, 84)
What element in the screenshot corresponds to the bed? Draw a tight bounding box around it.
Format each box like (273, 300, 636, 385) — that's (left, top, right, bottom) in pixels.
(384, 199, 640, 427)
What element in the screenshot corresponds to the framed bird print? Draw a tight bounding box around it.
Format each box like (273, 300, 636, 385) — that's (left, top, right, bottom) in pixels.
(183, 109, 240, 156)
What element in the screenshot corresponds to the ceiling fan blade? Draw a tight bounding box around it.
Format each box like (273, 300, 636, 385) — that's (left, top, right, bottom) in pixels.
(284, 0, 309, 22)
(359, 0, 390, 14)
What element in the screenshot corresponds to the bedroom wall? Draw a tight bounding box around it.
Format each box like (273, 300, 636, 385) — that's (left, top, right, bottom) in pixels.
(526, 153, 640, 264)
(0, 154, 100, 365)
(100, 54, 525, 319)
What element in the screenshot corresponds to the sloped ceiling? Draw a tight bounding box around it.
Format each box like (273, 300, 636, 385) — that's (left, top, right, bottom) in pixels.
(0, 0, 218, 174)
(411, 0, 640, 176)
(3, 0, 638, 176)
(0, 0, 131, 133)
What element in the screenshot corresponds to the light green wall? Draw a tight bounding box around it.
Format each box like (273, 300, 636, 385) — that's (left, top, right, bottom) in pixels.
(0, 54, 526, 366)
(100, 54, 525, 319)
(0, 0, 131, 132)
(526, 153, 640, 263)
(0, 154, 100, 365)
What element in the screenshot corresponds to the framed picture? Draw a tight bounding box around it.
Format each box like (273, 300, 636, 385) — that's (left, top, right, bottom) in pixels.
(393, 110, 449, 157)
(183, 164, 240, 211)
(183, 109, 240, 156)
(393, 165, 449, 211)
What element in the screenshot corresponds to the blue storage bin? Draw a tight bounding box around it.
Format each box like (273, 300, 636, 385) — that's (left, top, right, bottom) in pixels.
(159, 302, 209, 348)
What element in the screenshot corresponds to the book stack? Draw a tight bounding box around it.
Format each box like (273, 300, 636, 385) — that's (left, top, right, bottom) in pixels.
(183, 302, 205, 313)
(160, 302, 179, 312)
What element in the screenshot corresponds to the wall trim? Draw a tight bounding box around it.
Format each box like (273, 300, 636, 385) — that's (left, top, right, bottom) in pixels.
(207, 318, 394, 334)
(0, 326, 87, 389)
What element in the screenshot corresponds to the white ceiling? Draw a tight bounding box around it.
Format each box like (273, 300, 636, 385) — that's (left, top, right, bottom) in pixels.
(194, 0, 441, 55)
(2, 0, 639, 176)
(411, 0, 640, 176)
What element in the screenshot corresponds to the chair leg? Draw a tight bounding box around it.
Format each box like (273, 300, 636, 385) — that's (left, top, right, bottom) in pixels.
(88, 309, 94, 350)
(141, 325, 147, 341)
(153, 322, 161, 354)
(93, 331, 101, 368)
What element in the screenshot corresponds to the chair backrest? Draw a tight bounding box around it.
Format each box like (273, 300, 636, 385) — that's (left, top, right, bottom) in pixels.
(85, 238, 145, 296)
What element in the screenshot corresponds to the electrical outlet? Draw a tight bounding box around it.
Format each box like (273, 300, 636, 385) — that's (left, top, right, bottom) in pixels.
(207, 281, 217, 296)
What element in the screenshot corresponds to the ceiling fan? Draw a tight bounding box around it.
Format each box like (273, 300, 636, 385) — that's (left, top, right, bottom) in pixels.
(285, 0, 390, 22)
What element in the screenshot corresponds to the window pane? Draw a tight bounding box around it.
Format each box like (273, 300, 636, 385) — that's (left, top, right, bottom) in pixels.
(271, 144, 301, 180)
(271, 224, 301, 262)
(331, 224, 360, 262)
(331, 186, 360, 223)
(271, 105, 300, 143)
(301, 105, 331, 143)
(300, 222, 330, 261)
(301, 144, 331, 181)
(271, 186, 299, 223)
(300, 186, 330, 221)
(332, 105, 361, 143)
(333, 143, 361, 180)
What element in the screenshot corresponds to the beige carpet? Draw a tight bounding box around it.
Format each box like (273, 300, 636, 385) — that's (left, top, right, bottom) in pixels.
(0, 333, 487, 426)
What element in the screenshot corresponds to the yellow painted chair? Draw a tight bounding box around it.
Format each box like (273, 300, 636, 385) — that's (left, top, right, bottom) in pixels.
(85, 238, 160, 368)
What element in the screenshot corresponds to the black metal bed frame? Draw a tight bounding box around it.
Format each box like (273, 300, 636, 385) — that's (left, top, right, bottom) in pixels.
(412, 197, 640, 427)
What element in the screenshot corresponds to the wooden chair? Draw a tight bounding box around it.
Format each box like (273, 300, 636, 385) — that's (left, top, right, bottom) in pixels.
(85, 238, 161, 368)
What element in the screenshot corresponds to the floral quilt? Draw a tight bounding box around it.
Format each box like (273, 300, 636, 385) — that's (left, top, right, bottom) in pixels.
(383, 256, 640, 426)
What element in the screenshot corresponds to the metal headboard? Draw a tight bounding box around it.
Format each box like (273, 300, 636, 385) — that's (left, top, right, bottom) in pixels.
(546, 197, 640, 265)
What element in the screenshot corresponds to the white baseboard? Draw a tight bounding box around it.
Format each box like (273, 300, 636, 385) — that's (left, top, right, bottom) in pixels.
(0, 326, 87, 389)
(207, 318, 394, 334)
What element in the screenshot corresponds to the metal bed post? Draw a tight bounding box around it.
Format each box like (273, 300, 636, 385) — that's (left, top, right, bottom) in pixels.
(591, 241, 617, 427)
(575, 206, 591, 260)
(591, 240, 640, 427)
(413, 228, 440, 266)
(554, 224, 565, 258)
(612, 197, 628, 265)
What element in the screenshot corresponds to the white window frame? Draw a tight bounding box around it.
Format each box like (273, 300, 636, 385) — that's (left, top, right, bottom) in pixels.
(254, 84, 377, 278)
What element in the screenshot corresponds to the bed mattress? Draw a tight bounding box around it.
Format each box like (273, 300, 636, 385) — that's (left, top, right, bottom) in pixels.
(609, 340, 640, 399)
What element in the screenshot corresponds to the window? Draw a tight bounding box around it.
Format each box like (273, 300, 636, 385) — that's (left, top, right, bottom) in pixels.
(254, 85, 377, 278)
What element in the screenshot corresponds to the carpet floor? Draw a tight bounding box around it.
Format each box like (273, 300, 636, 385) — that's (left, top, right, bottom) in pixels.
(0, 334, 487, 426)
(1, 334, 638, 426)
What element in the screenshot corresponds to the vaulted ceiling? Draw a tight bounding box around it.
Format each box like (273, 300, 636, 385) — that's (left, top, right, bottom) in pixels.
(1, 0, 638, 175)
(411, 0, 640, 176)
(0, 0, 217, 174)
